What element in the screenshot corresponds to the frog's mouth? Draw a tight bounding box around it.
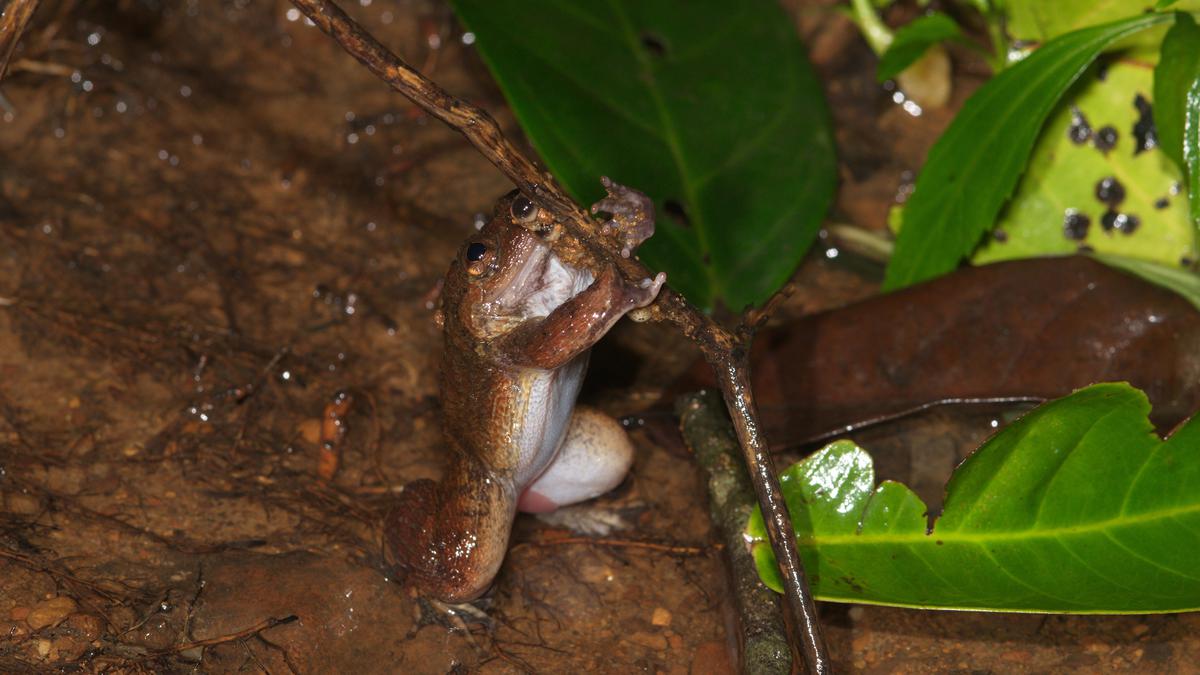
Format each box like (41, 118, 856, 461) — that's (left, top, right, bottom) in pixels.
(476, 238, 594, 336)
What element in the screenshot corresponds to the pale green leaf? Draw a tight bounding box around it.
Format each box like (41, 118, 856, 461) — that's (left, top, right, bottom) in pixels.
(974, 60, 1197, 268)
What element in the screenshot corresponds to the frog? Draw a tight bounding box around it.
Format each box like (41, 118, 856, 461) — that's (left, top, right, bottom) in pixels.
(385, 178, 666, 603)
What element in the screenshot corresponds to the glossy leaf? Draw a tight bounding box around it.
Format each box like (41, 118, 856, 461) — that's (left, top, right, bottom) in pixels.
(883, 13, 1171, 290)
(450, 0, 837, 311)
(877, 13, 962, 82)
(1154, 13, 1200, 172)
(1188, 75, 1200, 231)
(973, 60, 1196, 268)
(747, 383, 1200, 612)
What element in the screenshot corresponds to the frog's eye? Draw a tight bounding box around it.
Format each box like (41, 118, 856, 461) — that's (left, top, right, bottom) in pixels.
(510, 196, 539, 224)
(464, 241, 495, 276)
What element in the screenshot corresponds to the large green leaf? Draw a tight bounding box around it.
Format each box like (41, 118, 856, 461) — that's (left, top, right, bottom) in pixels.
(1187, 75, 1200, 231)
(973, 59, 1196, 267)
(1157, 13, 1200, 232)
(450, 0, 837, 311)
(747, 383, 1200, 612)
(882, 13, 1171, 290)
(1154, 13, 1200, 172)
(1005, 1, 1200, 42)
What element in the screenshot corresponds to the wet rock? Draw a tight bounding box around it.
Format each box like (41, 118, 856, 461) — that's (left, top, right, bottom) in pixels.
(46, 612, 105, 662)
(191, 551, 421, 673)
(25, 596, 76, 630)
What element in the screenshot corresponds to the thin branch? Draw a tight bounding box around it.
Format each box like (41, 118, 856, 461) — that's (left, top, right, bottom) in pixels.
(0, 0, 41, 83)
(516, 535, 707, 556)
(164, 615, 299, 653)
(287, 1, 829, 671)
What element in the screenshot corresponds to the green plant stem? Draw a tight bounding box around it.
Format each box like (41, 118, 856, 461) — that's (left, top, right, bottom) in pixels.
(849, 0, 894, 54)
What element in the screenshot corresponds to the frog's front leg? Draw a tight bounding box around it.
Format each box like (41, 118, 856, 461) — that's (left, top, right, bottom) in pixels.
(516, 406, 634, 513)
(493, 263, 664, 369)
(591, 176, 656, 258)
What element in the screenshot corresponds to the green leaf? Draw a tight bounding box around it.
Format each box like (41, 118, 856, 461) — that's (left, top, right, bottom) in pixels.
(973, 60, 1196, 268)
(877, 13, 963, 82)
(1091, 253, 1200, 312)
(882, 13, 1171, 291)
(1005, 1, 1200, 42)
(449, 0, 837, 311)
(747, 383, 1200, 612)
(1154, 13, 1200, 171)
(1159, 0, 1183, 9)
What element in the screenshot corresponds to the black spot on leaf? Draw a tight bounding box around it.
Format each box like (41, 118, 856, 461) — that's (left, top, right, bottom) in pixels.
(1063, 210, 1090, 240)
(1094, 125, 1118, 153)
(663, 199, 690, 228)
(1132, 94, 1157, 155)
(1094, 176, 1125, 208)
(1067, 107, 1092, 144)
(639, 32, 667, 58)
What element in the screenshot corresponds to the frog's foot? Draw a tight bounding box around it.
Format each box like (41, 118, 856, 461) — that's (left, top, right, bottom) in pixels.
(620, 270, 667, 310)
(591, 176, 655, 258)
(535, 502, 637, 537)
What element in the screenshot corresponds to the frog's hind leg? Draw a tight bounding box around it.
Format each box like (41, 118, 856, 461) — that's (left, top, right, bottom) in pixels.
(517, 406, 634, 513)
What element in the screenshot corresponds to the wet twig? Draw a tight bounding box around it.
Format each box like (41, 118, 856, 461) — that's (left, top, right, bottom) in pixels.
(678, 390, 793, 674)
(286, 1, 829, 671)
(516, 535, 707, 556)
(163, 615, 298, 653)
(0, 0, 41, 83)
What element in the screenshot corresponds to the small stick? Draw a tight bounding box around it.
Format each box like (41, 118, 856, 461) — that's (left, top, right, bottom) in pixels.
(165, 615, 299, 653)
(287, 2, 829, 670)
(678, 390, 793, 674)
(517, 536, 707, 556)
(0, 0, 41, 83)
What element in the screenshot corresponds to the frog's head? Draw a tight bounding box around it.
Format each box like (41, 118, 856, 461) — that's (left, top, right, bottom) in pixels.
(444, 191, 594, 340)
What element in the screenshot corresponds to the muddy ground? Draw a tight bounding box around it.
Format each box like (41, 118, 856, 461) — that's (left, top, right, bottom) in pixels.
(1, 1, 1197, 673)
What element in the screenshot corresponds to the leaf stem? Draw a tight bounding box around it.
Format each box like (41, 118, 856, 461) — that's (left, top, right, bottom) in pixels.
(848, 0, 893, 55)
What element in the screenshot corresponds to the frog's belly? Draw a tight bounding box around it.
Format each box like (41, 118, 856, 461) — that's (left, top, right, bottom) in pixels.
(510, 353, 588, 488)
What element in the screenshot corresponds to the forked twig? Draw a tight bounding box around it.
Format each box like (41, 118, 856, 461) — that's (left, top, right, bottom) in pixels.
(288, 1, 829, 670)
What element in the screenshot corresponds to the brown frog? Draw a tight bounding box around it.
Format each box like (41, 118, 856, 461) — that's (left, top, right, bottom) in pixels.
(385, 179, 665, 602)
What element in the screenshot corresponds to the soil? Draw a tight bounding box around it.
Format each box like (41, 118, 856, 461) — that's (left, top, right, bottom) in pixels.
(0, 1, 1195, 673)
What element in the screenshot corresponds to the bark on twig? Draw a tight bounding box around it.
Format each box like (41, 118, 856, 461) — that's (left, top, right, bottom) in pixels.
(287, 1, 829, 670)
(0, 0, 41, 83)
(678, 390, 793, 674)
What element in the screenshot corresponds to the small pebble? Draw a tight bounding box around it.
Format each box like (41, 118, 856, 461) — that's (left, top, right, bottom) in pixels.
(298, 419, 322, 445)
(651, 607, 672, 626)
